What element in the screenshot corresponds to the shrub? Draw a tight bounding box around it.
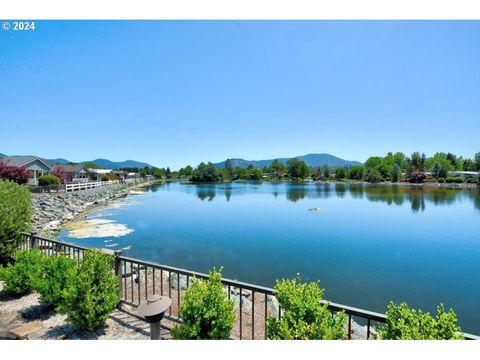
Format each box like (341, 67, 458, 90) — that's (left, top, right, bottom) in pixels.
(35, 255, 77, 307)
(445, 177, 464, 184)
(365, 168, 382, 183)
(1, 249, 45, 295)
(0, 161, 30, 184)
(378, 302, 463, 340)
(408, 171, 427, 183)
(37, 175, 61, 186)
(0, 181, 32, 265)
(101, 174, 110, 181)
(437, 177, 445, 183)
(59, 249, 120, 331)
(171, 268, 235, 339)
(266, 276, 346, 339)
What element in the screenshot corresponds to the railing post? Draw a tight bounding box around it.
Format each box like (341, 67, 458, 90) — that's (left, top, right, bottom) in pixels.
(30, 231, 38, 249)
(113, 250, 123, 309)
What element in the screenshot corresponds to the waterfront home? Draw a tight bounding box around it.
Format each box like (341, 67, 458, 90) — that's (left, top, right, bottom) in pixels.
(449, 171, 479, 179)
(88, 168, 113, 181)
(52, 164, 90, 183)
(112, 170, 128, 181)
(0, 156, 52, 185)
(125, 172, 141, 183)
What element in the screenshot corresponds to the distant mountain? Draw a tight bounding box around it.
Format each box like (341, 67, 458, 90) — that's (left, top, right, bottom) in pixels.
(81, 158, 152, 169)
(0, 153, 153, 169)
(214, 153, 362, 169)
(44, 158, 70, 165)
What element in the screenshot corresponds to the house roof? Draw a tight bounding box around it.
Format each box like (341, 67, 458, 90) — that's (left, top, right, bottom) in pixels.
(53, 164, 89, 173)
(88, 168, 113, 174)
(0, 156, 52, 170)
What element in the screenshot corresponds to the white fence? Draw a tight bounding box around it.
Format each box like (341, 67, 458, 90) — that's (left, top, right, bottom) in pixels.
(65, 180, 120, 192)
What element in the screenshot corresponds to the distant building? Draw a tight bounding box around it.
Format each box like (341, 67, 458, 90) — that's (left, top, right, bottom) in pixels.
(125, 172, 140, 183)
(112, 170, 128, 181)
(449, 171, 479, 178)
(52, 164, 90, 183)
(88, 168, 113, 181)
(0, 156, 52, 185)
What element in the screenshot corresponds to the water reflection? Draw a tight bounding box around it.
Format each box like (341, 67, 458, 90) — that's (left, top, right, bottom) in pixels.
(149, 182, 479, 212)
(174, 182, 480, 213)
(197, 189, 216, 201)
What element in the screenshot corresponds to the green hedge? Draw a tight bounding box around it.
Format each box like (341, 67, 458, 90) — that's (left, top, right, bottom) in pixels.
(37, 175, 61, 186)
(445, 177, 464, 184)
(0, 181, 32, 265)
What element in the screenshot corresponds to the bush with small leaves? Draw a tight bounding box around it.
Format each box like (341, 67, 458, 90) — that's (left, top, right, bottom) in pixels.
(1, 249, 44, 295)
(0, 180, 32, 265)
(59, 250, 120, 331)
(35, 255, 77, 307)
(378, 302, 464, 340)
(266, 276, 346, 340)
(37, 175, 61, 186)
(171, 268, 235, 339)
(445, 177, 464, 184)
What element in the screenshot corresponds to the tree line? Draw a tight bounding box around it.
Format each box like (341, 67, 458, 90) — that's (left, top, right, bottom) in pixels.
(187, 152, 480, 183)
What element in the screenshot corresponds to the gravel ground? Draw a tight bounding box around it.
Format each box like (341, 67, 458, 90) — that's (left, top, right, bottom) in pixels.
(0, 281, 174, 340)
(0, 269, 376, 340)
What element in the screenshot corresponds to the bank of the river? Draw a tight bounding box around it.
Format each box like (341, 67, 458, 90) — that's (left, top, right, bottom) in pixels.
(188, 178, 480, 189)
(30, 181, 160, 236)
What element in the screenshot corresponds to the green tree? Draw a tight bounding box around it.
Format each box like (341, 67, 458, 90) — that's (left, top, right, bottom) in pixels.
(190, 162, 218, 182)
(475, 152, 480, 171)
(334, 167, 347, 180)
(183, 165, 193, 176)
(269, 160, 286, 178)
(59, 250, 120, 331)
(348, 166, 365, 180)
(224, 159, 233, 179)
(432, 162, 449, 179)
(249, 167, 264, 180)
(287, 159, 309, 180)
(408, 152, 425, 175)
(0, 181, 32, 265)
(171, 269, 235, 339)
(379, 302, 463, 340)
(365, 156, 383, 170)
(234, 166, 248, 180)
(446, 153, 458, 169)
(462, 158, 475, 171)
(365, 168, 382, 183)
(152, 167, 166, 179)
(321, 165, 330, 179)
(266, 276, 346, 340)
(390, 164, 401, 183)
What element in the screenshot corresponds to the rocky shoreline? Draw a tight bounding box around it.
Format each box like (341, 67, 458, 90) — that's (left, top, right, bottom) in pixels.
(30, 182, 155, 236)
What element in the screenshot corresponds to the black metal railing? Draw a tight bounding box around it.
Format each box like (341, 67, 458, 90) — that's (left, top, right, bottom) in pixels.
(17, 232, 480, 340)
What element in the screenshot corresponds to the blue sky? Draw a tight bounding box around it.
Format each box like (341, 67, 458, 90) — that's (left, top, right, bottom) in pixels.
(1, 21, 479, 169)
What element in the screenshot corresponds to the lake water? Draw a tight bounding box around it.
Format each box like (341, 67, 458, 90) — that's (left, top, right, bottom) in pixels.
(59, 182, 480, 334)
